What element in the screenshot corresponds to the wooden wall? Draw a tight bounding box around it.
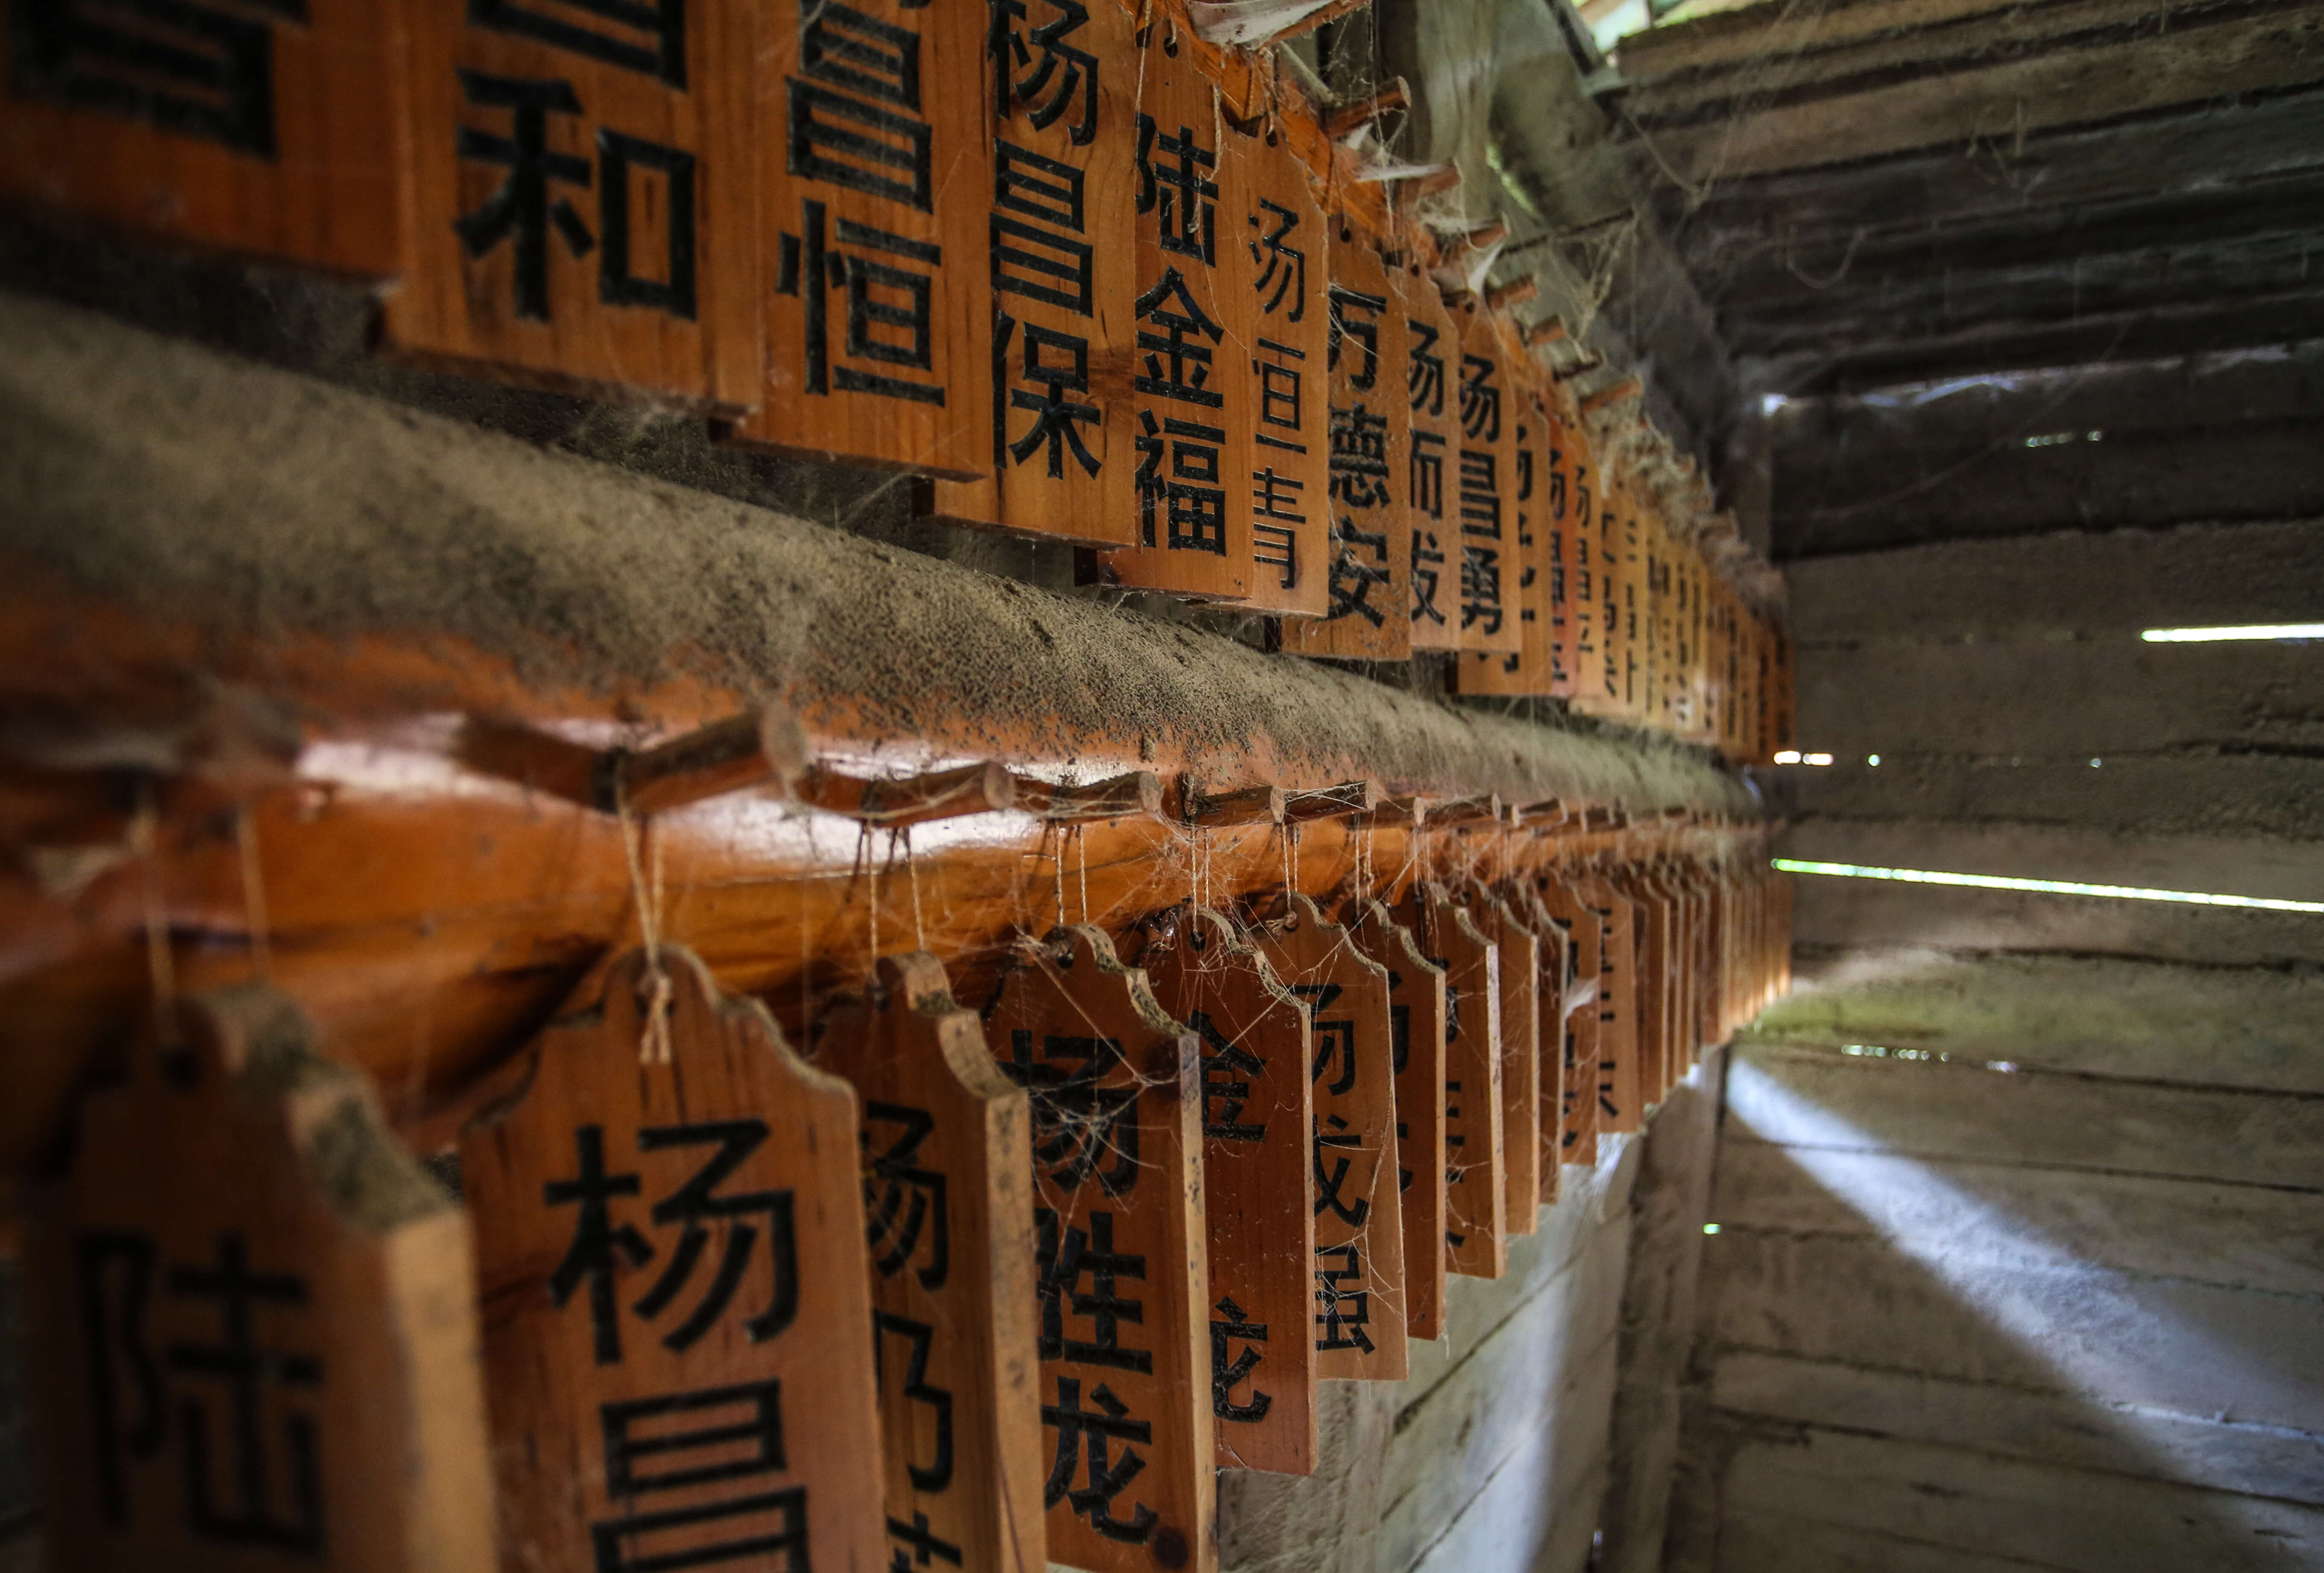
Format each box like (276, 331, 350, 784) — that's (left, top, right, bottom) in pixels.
(1660, 341, 2324, 1570)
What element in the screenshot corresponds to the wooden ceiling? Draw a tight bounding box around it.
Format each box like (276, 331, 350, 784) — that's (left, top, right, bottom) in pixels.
(1607, 0, 2324, 391)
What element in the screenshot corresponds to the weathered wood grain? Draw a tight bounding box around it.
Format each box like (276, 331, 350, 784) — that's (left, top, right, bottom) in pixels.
(1709, 1347, 2324, 1506)
(1724, 1042, 2324, 1189)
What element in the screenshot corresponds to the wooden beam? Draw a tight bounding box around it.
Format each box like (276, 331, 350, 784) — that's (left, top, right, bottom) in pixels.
(1624, 3, 2324, 181)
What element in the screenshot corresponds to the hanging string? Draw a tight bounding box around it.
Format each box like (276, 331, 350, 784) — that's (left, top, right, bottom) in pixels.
(617, 786, 674, 1064)
(235, 803, 273, 987)
(1075, 825, 1091, 926)
(132, 779, 178, 1045)
(862, 821, 882, 963)
(1280, 821, 1295, 910)
(903, 826, 927, 953)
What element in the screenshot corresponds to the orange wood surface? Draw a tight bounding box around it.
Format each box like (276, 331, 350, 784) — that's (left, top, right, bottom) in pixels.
(1450, 299, 1524, 658)
(1105, 6, 1250, 602)
(1507, 882, 1569, 1207)
(1278, 221, 1414, 659)
(1136, 904, 1317, 1476)
(1536, 876, 1602, 1170)
(26, 984, 495, 1573)
(1456, 377, 1558, 696)
(980, 924, 1214, 1573)
(810, 953, 1046, 1573)
(1397, 263, 1463, 651)
(1341, 897, 1447, 1342)
(1230, 125, 1331, 617)
(385, 0, 763, 411)
(1465, 886, 1541, 1235)
(460, 946, 887, 1573)
(729, 0, 992, 476)
(0, 0, 401, 276)
(1247, 893, 1407, 1382)
(1397, 882, 1503, 1281)
(924, 0, 1141, 547)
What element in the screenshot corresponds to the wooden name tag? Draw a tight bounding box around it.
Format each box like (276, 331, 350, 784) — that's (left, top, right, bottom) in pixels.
(0, 0, 400, 275)
(812, 953, 1044, 1573)
(1137, 904, 1315, 1476)
(1536, 876, 1603, 1167)
(1342, 896, 1447, 1342)
(981, 924, 1212, 1573)
(388, 0, 762, 410)
(1574, 873, 1642, 1135)
(1397, 882, 1504, 1280)
(28, 984, 495, 1573)
(1465, 885, 1541, 1235)
(1507, 882, 1571, 1208)
(461, 947, 884, 1573)
(1247, 893, 1407, 1382)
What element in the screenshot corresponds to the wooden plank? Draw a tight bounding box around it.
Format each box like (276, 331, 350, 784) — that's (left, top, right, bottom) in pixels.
(1618, 0, 2197, 82)
(1103, 6, 1251, 602)
(1624, 3, 2324, 182)
(1247, 893, 1409, 1382)
(1772, 752, 2324, 845)
(1449, 300, 1523, 656)
(1466, 887, 1543, 1235)
(1574, 875, 1642, 1136)
(1536, 878, 1603, 1170)
(1398, 263, 1464, 652)
(1708, 1347, 2324, 1505)
(1796, 635, 2324, 758)
(1762, 285, 2324, 400)
(1725, 1041, 2324, 1190)
(385, 0, 762, 411)
(980, 924, 1214, 1573)
(1787, 859, 2324, 966)
(1455, 378, 1560, 696)
(26, 984, 494, 1573)
(1713, 1425, 2324, 1573)
(0, 0, 399, 275)
(1701, 1229, 2324, 1433)
(1786, 521, 2324, 645)
(1713, 1139, 2324, 1297)
(1342, 897, 1450, 1342)
(1667, 88, 2324, 273)
(1549, 402, 1598, 703)
(1780, 818, 2324, 910)
(461, 946, 885, 1573)
(921, 0, 1141, 547)
(1231, 126, 1331, 617)
(1398, 882, 1505, 1279)
(1136, 905, 1316, 1475)
(727, 0, 991, 476)
(809, 953, 1045, 1573)
(1755, 950, 2324, 1093)
(1507, 883, 1570, 1207)
(1278, 223, 1414, 659)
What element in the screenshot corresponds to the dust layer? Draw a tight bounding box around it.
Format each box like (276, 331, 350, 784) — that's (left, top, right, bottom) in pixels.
(0, 289, 1748, 816)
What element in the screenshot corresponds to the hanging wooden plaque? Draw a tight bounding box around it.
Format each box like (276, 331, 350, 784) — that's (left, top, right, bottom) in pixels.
(1227, 127, 1329, 617)
(26, 984, 495, 1573)
(729, 0, 991, 475)
(1536, 876, 1602, 1169)
(0, 0, 399, 275)
(811, 953, 1044, 1573)
(922, 0, 1139, 547)
(1396, 261, 1463, 651)
(1341, 897, 1447, 1342)
(979, 924, 1213, 1573)
(1397, 882, 1503, 1279)
(1556, 408, 1600, 703)
(1450, 300, 1524, 657)
(1247, 893, 1408, 1382)
(1573, 462, 1626, 718)
(1574, 874, 1642, 1136)
(1465, 885, 1541, 1235)
(1615, 875, 1673, 1111)
(1103, 9, 1250, 601)
(1456, 377, 1557, 695)
(1278, 221, 1412, 660)
(1507, 882, 1571, 1208)
(387, 0, 761, 410)
(461, 947, 884, 1573)
(1137, 905, 1315, 1476)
